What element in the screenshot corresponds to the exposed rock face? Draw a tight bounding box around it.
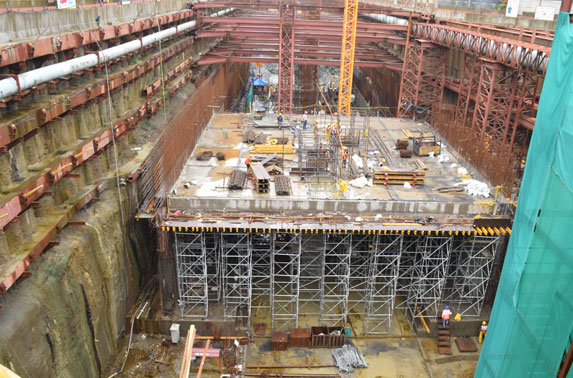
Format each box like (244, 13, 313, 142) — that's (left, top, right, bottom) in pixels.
(0, 186, 153, 378)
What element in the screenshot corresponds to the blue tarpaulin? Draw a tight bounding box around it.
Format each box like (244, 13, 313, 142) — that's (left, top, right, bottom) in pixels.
(252, 78, 268, 86)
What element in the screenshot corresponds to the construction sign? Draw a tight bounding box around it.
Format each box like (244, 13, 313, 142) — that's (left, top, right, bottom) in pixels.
(57, 0, 76, 9)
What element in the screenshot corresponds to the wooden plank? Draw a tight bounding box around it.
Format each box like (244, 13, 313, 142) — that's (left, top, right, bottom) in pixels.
(196, 339, 210, 377)
(180, 325, 196, 378)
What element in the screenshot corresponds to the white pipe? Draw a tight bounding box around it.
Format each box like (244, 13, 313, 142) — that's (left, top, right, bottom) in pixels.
(0, 8, 234, 100)
(361, 13, 408, 25)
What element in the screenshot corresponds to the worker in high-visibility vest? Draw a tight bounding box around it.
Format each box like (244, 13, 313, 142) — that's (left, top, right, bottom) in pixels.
(441, 305, 452, 328)
(245, 156, 251, 170)
(479, 321, 488, 343)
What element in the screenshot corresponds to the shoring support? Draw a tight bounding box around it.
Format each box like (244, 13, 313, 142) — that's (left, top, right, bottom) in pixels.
(320, 233, 352, 326)
(364, 234, 401, 335)
(271, 231, 301, 331)
(338, 0, 359, 116)
(251, 233, 273, 312)
(397, 40, 446, 119)
(278, 0, 295, 113)
(348, 234, 374, 316)
(406, 235, 452, 320)
(175, 232, 209, 318)
(221, 232, 252, 330)
(443, 235, 501, 317)
(299, 234, 325, 316)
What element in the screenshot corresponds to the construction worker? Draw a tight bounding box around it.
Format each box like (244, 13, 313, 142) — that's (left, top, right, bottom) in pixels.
(277, 112, 284, 130)
(245, 156, 251, 170)
(519, 159, 526, 178)
(479, 321, 488, 343)
(441, 305, 452, 328)
(302, 111, 308, 130)
(343, 148, 349, 168)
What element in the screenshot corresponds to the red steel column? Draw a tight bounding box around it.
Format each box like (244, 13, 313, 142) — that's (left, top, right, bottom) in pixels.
(455, 53, 479, 129)
(278, 0, 295, 114)
(398, 40, 446, 119)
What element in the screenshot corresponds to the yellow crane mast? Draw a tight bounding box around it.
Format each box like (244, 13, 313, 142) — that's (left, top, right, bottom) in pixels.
(337, 0, 359, 117)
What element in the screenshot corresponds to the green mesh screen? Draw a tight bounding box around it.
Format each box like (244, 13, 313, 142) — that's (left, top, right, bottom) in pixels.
(475, 11, 573, 377)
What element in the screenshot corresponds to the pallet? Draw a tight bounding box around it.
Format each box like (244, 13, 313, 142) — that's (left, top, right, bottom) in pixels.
(373, 169, 425, 186)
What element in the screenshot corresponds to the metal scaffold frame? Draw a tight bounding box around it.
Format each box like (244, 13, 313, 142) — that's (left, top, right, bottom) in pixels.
(320, 234, 352, 326)
(348, 234, 374, 316)
(406, 235, 452, 319)
(271, 232, 301, 331)
(364, 234, 401, 335)
(206, 232, 221, 302)
(444, 235, 501, 317)
(175, 232, 209, 319)
(221, 232, 253, 329)
(251, 233, 273, 311)
(172, 231, 503, 333)
(299, 234, 325, 316)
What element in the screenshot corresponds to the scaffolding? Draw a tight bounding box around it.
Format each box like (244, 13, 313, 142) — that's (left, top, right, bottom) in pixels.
(175, 232, 208, 318)
(299, 234, 324, 316)
(364, 235, 401, 334)
(320, 234, 352, 326)
(271, 232, 301, 331)
(444, 235, 501, 317)
(221, 232, 252, 329)
(251, 233, 273, 312)
(173, 231, 503, 333)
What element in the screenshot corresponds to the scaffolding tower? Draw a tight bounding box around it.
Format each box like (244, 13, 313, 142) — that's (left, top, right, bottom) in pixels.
(175, 232, 208, 318)
(320, 234, 352, 326)
(251, 233, 273, 312)
(172, 231, 503, 333)
(299, 234, 325, 316)
(444, 235, 501, 317)
(271, 232, 301, 331)
(221, 232, 253, 329)
(364, 234, 401, 334)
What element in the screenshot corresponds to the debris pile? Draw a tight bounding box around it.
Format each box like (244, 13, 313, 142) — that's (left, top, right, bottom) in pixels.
(196, 151, 213, 161)
(243, 128, 256, 143)
(331, 344, 368, 373)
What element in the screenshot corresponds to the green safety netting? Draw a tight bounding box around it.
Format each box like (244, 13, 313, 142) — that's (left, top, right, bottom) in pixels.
(475, 11, 573, 377)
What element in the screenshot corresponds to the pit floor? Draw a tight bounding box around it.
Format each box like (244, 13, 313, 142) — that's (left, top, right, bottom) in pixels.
(170, 113, 500, 205)
(107, 307, 482, 378)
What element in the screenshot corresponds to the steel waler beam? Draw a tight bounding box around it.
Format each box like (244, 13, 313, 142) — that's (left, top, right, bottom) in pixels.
(278, 1, 295, 113)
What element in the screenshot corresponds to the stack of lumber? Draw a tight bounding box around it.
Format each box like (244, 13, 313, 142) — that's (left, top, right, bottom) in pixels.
(251, 144, 295, 154)
(373, 169, 425, 186)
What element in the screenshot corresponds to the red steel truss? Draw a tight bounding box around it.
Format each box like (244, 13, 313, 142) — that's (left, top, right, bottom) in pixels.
(455, 54, 480, 129)
(471, 60, 517, 157)
(412, 22, 550, 74)
(278, 1, 296, 113)
(397, 40, 447, 118)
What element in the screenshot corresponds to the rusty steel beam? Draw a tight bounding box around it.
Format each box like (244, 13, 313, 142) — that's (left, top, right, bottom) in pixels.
(198, 55, 402, 70)
(0, 181, 106, 295)
(278, 1, 296, 113)
(0, 10, 194, 69)
(411, 22, 550, 73)
(192, 0, 418, 15)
